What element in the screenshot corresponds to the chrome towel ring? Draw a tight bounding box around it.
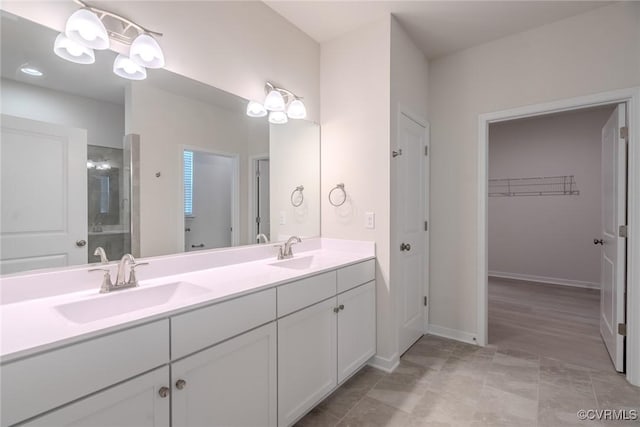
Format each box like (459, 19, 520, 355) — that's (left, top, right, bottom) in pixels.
(291, 185, 304, 207)
(329, 183, 347, 207)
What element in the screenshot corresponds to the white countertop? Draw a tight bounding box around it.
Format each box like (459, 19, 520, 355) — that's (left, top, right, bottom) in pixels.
(0, 239, 374, 363)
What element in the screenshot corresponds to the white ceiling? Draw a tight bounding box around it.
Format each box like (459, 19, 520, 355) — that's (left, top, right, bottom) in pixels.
(264, 1, 612, 59)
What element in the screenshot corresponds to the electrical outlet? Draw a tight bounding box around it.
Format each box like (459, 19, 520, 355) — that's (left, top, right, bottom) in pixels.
(279, 211, 286, 225)
(365, 212, 375, 229)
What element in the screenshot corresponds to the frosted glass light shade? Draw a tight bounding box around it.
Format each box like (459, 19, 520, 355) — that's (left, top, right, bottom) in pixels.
(113, 54, 147, 80)
(246, 101, 267, 117)
(264, 89, 285, 111)
(54, 33, 95, 64)
(130, 34, 165, 69)
(65, 9, 109, 50)
(287, 99, 307, 119)
(269, 111, 288, 124)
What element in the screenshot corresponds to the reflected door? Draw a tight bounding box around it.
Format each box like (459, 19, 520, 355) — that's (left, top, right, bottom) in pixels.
(257, 158, 270, 241)
(0, 114, 87, 274)
(599, 103, 627, 372)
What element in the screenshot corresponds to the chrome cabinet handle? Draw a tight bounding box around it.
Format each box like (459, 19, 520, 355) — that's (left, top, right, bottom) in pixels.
(339, 304, 345, 311)
(400, 242, 411, 251)
(76, 239, 87, 247)
(191, 244, 205, 248)
(333, 306, 340, 313)
(158, 386, 170, 398)
(175, 379, 187, 390)
(593, 239, 604, 245)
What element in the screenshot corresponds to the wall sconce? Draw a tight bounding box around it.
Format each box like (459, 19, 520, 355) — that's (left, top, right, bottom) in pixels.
(53, 0, 165, 80)
(247, 82, 307, 124)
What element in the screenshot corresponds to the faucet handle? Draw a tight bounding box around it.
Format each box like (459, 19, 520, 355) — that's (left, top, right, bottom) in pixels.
(88, 267, 114, 293)
(93, 247, 109, 264)
(273, 244, 285, 260)
(127, 262, 149, 286)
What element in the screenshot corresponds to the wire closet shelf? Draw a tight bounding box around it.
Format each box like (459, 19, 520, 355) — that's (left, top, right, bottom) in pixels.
(489, 175, 579, 197)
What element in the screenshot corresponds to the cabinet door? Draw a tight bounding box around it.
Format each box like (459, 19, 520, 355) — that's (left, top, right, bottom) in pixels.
(172, 322, 277, 427)
(338, 281, 376, 383)
(278, 297, 338, 427)
(23, 367, 170, 427)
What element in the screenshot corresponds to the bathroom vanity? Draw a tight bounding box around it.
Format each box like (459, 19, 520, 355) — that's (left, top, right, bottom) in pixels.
(0, 239, 375, 427)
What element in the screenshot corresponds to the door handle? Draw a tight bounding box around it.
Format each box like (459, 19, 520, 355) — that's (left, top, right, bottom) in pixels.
(76, 239, 87, 247)
(400, 243, 411, 251)
(593, 239, 604, 245)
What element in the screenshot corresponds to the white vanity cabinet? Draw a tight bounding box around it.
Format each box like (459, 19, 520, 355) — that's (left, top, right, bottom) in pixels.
(22, 367, 170, 427)
(171, 323, 277, 427)
(1, 258, 375, 427)
(277, 260, 376, 427)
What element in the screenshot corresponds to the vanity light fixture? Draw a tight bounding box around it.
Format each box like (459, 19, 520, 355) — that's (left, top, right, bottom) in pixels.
(113, 54, 147, 80)
(246, 100, 268, 117)
(54, 0, 164, 80)
(269, 111, 288, 125)
(54, 33, 95, 64)
(65, 8, 109, 50)
(247, 82, 307, 123)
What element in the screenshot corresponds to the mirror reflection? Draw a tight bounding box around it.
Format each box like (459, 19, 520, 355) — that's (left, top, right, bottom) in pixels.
(0, 13, 320, 275)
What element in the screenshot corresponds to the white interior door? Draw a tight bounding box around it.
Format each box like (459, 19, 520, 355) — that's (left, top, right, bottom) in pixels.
(397, 113, 429, 355)
(1, 114, 87, 274)
(599, 103, 627, 372)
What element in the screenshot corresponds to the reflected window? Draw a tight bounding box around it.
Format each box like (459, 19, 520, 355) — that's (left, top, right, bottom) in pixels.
(184, 150, 193, 216)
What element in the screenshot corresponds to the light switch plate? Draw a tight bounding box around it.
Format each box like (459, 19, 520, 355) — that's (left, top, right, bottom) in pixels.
(365, 212, 375, 229)
(279, 211, 286, 225)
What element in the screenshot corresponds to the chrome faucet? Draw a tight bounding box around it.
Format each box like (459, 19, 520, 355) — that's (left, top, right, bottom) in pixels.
(93, 247, 109, 264)
(256, 233, 270, 244)
(276, 236, 302, 260)
(89, 253, 148, 293)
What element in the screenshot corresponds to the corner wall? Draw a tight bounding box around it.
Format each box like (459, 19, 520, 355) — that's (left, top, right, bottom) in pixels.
(320, 18, 393, 367)
(428, 2, 640, 338)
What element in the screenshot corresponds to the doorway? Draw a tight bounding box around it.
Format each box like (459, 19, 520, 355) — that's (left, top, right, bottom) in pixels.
(477, 88, 640, 386)
(487, 105, 621, 372)
(183, 149, 238, 251)
(250, 156, 271, 243)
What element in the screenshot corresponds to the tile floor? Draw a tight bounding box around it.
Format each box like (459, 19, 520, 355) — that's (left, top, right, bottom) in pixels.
(296, 281, 640, 426)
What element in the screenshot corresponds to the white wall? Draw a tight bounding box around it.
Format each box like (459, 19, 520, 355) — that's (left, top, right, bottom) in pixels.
(489, 107, 612, 288)
(428, 2, 640, 338)
(1, 78, 124, 149)
(321, 18, 393, 365)
(269, 120, 320, 241)
(126, 82, 264, 257)
(186, 152, 233, 251)
(0, 1, 320, 122)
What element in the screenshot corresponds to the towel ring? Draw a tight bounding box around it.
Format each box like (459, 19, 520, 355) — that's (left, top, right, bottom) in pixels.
(329, 183, 347, 207)
(290, 185, 304, 207)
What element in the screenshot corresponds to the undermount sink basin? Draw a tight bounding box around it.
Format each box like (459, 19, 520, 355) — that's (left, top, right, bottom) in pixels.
(55, 282, 209, 324)
(268, 255, 316, 270)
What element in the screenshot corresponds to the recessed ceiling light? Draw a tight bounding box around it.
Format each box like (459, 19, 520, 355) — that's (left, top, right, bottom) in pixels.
(20, 66, 43, 77)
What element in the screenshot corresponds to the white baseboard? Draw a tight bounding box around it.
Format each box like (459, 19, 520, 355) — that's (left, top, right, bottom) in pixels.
(427, 324, 479, 345)
(367, 353, 399, 373)
(489, 271, 600, 290)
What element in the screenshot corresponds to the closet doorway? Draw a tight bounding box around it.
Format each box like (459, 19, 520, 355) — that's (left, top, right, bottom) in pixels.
(486, 104, 627, 373)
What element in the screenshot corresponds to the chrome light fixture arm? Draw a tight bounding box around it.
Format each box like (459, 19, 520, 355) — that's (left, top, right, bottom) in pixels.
(73, 0, 163, 41)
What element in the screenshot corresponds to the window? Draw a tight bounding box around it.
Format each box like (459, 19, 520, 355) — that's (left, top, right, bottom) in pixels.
(184, 150, 193, 216)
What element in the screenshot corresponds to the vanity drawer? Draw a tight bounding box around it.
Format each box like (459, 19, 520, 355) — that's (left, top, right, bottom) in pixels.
(277, 271, 336, 317)
(0, 319, 169, 427)
(337, 259, 375, 293)
(171, 288, 276, 360)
